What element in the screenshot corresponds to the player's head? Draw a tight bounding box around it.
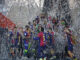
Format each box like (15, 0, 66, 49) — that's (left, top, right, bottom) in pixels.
(41, 27, 44, 32)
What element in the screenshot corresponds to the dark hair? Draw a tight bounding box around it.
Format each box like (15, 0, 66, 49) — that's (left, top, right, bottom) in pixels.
(28, 22, 31, 25)
(14, 26, 17, 28)
(41, 27, 44, 32)
(65, 25, 69, 28)
(49, 28, 52, 31)
(25, 25, 29, 28)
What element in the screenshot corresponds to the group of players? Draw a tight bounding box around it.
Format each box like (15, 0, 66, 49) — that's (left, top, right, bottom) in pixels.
(7, 14, 77, 60)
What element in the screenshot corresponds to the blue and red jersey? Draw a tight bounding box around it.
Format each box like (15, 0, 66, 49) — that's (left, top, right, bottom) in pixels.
(24, 40, 28, 50)
(67, 34, 73, 52)
(48, 32, 54, 45)
(38, 32, 47, 46)
(33, 32, 47, 47)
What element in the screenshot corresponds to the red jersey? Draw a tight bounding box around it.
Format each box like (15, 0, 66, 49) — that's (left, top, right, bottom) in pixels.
(51, 32, 54, 43)
(48, 16, 52, 21)
(38, 32, 45, 46)
(52, 19, 56, 24)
